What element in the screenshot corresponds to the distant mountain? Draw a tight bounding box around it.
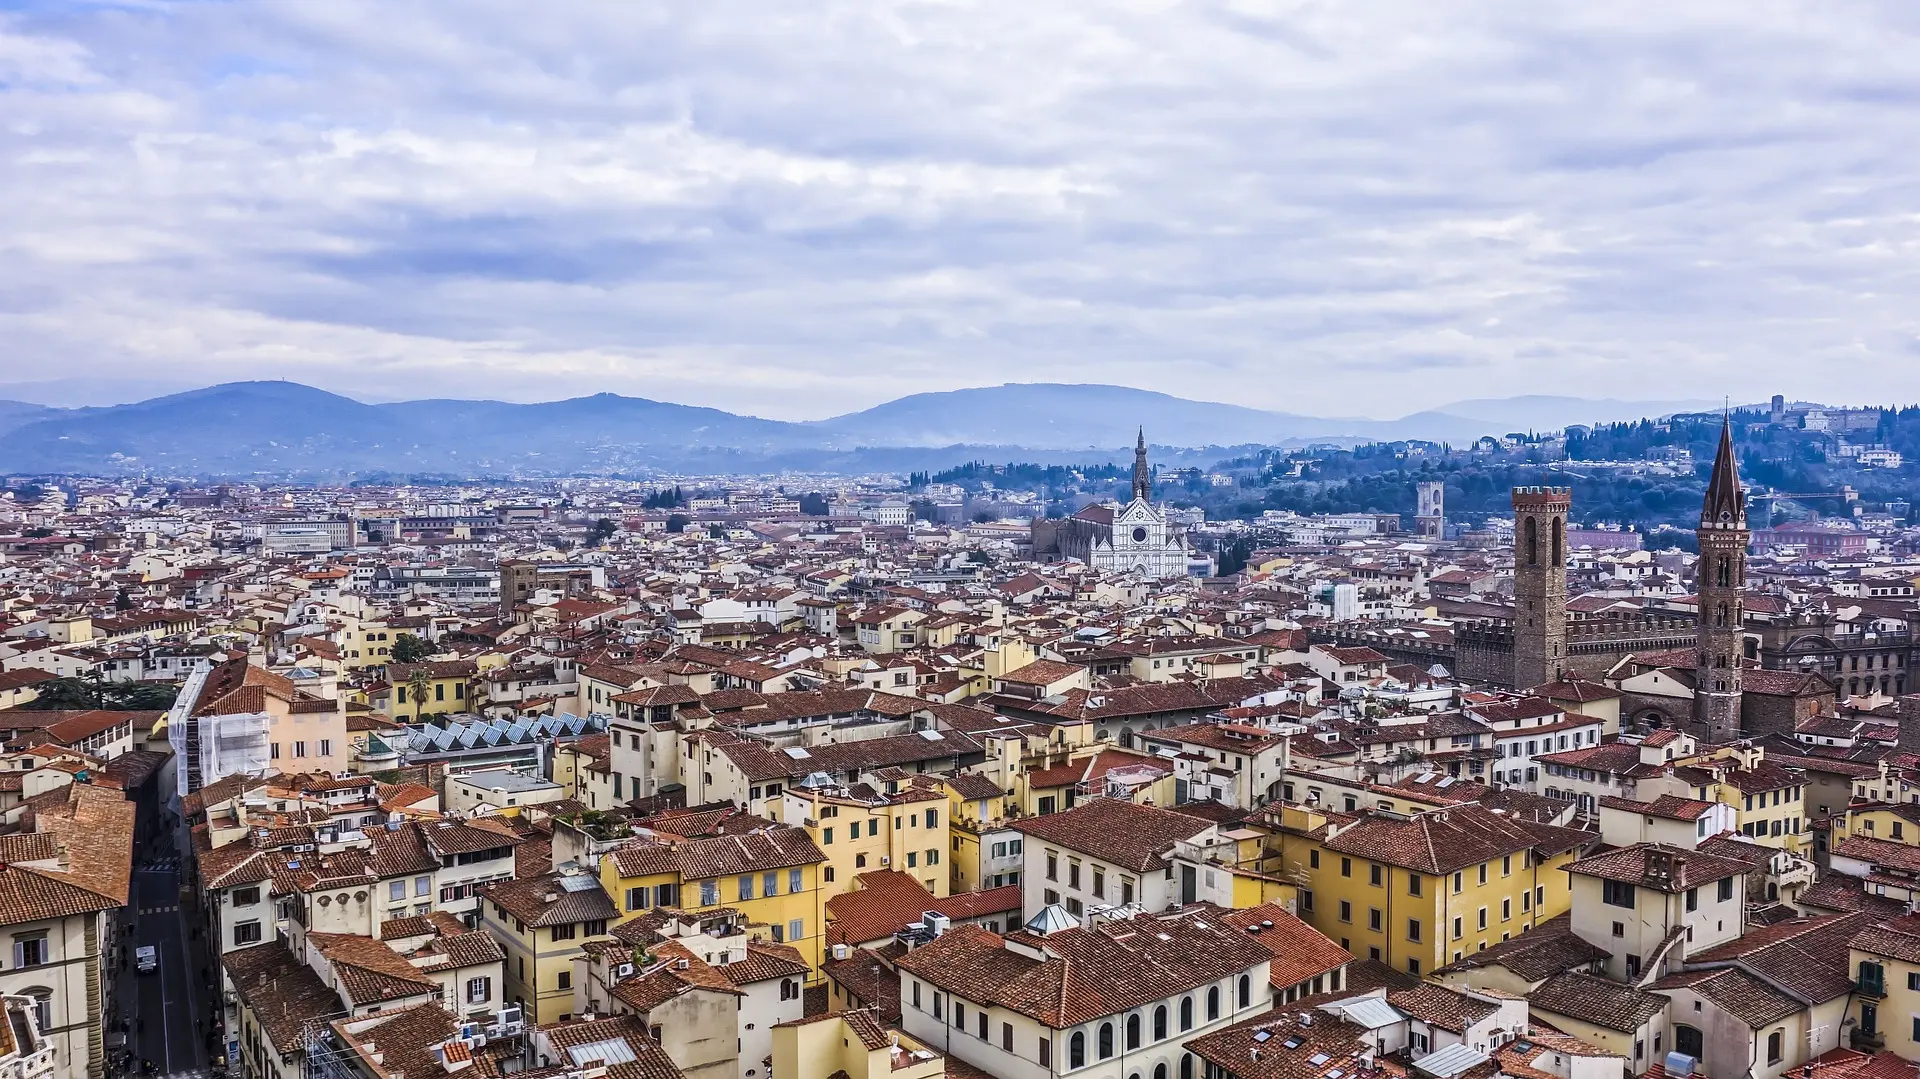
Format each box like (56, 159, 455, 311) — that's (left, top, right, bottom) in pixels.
(0, 379, 1779, 477)
(0, 400, 62, 438)
(811, 383, 1347, 449)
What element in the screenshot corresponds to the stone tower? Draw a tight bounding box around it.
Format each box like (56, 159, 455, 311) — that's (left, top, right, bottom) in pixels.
(1131, 428, 1152, 502)
(1512, 486, 1570, 690)
(1695, 419, 1749, 742)
(1416, 481, 1446, 538)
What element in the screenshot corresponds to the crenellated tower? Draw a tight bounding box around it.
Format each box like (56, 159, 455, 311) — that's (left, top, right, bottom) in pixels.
(1512, 486, 1570, 690)
(1695, 419, 1749, 742)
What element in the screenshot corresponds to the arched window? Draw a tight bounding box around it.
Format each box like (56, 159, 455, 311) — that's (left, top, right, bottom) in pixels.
(1206, 986, 1220, 1021)
(1155, 1065, 1168, 1079)
(1098, 1023, 1114, 1059)
(854, 854, 866, 868)
(1180, 996, 1194, 1031)
(1716, 603, 1728, 627)
(1525, 517, 1538, 565)
(1180, 1053, 1195, 1079)
(1070, 1032, 1086, 1069)
(1153, 1005, 1168, 1040)
(1552, 518, 1563, 566)
(22, 988, 49, 1036)
(1126, 1013, 1141, 1050)
(1238, 974, 1252, 1009)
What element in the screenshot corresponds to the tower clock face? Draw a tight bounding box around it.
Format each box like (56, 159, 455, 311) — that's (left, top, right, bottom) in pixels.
(1132, 527, 1149, 543)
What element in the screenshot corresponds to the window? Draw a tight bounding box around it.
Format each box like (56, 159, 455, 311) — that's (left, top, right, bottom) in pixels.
(823, 827, 834, 845)
(24, 991, 48, 1036)
(551, 923, 577, 941)
(1341, 857, 1352, 877)
(1069, 862, 1080, 888)
(926, 808, 938, 829)
(1178, 996, 1195, 1031)
(739, 875, 754, 900)
(1408, 875, 1422, 897)
(1767, 1031, 1783, 1065)
(1369, 864, 1382, 887)
(389, 880, 407, 902)
(1339, 900, 1352, 922)
(293, 741, 307, 758)
(234, 886, 261, 906)
(467, 976, 491, 1003)
(1369, 908, 1382, 931)
(1603, 880, 1636, 908)
(556, 970, 571, 990)
(1206, 986, 1220, 1020)
(1452, 871, 1462, 893)
(763, 871, 779, 897)
(1407, 919, 1422, 942)
(907, 852, 918, 868)
(1478, 907, 1488, 930)
(1309, 850, 1319, 869)
(318, 739, 332, 757)
(584, 919, 606, 936)
(1093, 869, 1106, 898)
(1453, 917, 1463, 940)
(1040, 1038, 1052, 1067)
(1126, 1013, 1141, 1050)
(1686, 888, 1698, 913)
(233, 921, 262, 946)
(1047, 853, 1058, 880)
(1238, 974, 1251, 1009)
(1070, 1032, 1086, 1069)
(1299, 889, 1314, 912)
(627, 887, 649, 911)
(1003, 1023, 1014, 1052)
(789, 918, 804, 941)
(1718, 877, 1734, 902)
(1098, 1023, 1114, 1059)
(790, 868, 803, 893)
(416, 875, 431, 897)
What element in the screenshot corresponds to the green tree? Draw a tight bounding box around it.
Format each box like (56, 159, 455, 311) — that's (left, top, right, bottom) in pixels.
(586, 517, 618, 546)
(390, 633, 434, 665)
(665, 514, 691, 533)
(405, 667, 432, 720)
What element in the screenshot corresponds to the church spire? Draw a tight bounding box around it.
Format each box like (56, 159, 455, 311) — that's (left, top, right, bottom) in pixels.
(1701, 417, 1746, 528)
(1132, 428, 1151, 502)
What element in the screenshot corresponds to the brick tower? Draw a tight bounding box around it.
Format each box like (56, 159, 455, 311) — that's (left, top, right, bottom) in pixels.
(1695, 419, 1749, 742)
(1512, 486, 1570, 690)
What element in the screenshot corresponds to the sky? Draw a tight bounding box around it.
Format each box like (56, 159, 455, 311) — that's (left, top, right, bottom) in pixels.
(2, 2, 1919, 419)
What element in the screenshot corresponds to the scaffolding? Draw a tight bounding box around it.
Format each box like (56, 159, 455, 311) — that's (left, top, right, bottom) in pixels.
(200, 710, 273, 790)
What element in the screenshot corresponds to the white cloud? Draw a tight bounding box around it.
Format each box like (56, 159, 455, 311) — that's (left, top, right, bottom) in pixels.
(1, 1, 1918, 416)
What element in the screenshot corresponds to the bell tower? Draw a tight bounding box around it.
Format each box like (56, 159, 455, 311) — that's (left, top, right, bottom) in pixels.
(1696, 419, 1749, 742)
(1131, 428, 1152, 503)
(1511, 486, 1570, 690)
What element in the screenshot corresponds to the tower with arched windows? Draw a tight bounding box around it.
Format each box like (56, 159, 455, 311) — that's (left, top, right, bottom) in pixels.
(1696, 419, 1750, 742)
(1511, 486, 1571, 691)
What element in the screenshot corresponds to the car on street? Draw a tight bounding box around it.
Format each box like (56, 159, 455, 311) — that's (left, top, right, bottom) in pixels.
(134, 945, 157, 974)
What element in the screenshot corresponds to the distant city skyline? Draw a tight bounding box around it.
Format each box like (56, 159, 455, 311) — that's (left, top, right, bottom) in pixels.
(4, 4, 1919, 418)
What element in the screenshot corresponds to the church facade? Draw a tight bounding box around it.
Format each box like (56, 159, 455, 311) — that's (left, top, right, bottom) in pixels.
(1034, 431, 1192, 577)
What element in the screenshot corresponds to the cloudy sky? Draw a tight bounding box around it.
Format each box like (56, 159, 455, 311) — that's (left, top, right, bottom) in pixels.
(2, 1, 1918, 419)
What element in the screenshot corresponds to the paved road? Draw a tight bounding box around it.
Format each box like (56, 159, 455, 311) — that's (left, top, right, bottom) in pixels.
(121, 844, 211, 1079)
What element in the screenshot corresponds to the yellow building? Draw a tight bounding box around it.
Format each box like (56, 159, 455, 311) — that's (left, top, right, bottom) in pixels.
(944, 771, 1012, 893)
(778, 775, 952, 899)
(599, 825, 829, 974)
(1833, 801, 1920, 848)
(479, 869, 618, 1023)
(383, 659, 480, 722)
(773, 1009, 944, 1079)
(1668, 747, 1810, 856)
(1260, 802, 1594, 976)
(339, 618, 396, 670)
(1850, 916, 1920, 1057)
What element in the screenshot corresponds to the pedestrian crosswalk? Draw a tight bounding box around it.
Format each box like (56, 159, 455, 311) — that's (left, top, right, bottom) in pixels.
(138, 904, 180, 915)
(138, 856, 180, 872)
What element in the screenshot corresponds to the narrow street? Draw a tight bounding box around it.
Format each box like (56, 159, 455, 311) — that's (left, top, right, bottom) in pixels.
(117, 836, 213, 1079)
